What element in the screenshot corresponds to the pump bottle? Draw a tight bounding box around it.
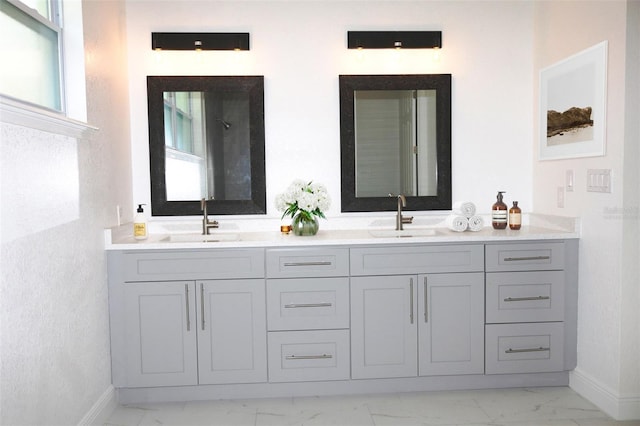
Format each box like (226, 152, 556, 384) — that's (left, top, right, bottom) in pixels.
(133, 204, 148, 240)
(491, 191, 507, 229)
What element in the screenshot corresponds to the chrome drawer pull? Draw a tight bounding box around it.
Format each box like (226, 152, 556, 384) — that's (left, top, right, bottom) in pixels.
(503, 255, 551, 262)
(504, 296, 550, 302)
(284, 303, 332, 309)
(283, 261, 332, 267)
(285, 354, 333, 360)
(505, 346, 550, 354)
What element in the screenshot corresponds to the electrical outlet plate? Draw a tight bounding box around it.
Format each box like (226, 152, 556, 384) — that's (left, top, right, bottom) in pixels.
(587, 169, 612, 193)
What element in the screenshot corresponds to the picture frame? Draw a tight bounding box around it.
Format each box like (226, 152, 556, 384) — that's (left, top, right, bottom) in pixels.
(539, 41, 608, 161)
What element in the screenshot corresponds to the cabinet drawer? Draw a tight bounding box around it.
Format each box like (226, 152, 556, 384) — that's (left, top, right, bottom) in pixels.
(350, 244, 484, 276)
(485, 242, 565, 272)
(122, 249, 264, 282)
(266, 248, 349, 278)
(486, 271, 565, 323)
(266, 278, 349, 331)
(267, 330, 350, 382)
(485, 323, 564, 374)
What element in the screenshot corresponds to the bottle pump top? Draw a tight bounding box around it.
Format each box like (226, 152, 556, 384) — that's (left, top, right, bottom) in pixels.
(137, 204, 145, 213)
(496, 191, 505, 202)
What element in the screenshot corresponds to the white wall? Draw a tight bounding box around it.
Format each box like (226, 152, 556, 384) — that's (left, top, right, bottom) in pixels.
(532, 0, 640, 420)
(125, 0, 534, 218)
(0, 0, 132, 424)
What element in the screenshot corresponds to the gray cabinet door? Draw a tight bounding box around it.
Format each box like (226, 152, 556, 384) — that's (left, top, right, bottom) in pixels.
(418, 273, 485, 376)
(123, 281, 198, 387)
(196, 279, 267, 385)
(351, 275, 418, 379)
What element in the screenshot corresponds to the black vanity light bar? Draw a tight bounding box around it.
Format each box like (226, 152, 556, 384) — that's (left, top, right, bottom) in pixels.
(151, 32, 250, 51)
(347, 31, 442, 49)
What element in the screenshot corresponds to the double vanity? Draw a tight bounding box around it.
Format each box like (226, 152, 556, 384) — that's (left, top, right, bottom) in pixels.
(105, 215, 579, 404)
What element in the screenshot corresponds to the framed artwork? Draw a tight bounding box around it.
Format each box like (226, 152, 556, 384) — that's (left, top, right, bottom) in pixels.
(539, 41, 608, 161)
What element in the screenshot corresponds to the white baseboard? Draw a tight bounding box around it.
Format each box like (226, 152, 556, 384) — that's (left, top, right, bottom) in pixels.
(77, 385, 118, 426)
(570, 368, 640, 421)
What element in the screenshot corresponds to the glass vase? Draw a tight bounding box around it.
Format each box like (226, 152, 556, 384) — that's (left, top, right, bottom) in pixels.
(291, 213, 319, 236)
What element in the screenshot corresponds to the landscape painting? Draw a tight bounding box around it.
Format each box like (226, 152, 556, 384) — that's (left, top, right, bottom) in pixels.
(539, 41, 607, 160)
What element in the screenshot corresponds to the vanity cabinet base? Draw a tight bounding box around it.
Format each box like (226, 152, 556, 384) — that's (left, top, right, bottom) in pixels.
(115, 371, 571, 404)
(108, 239, 578, 404)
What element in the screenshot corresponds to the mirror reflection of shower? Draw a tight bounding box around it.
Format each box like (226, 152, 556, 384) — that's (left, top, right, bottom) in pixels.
(163, 90, 251, 202)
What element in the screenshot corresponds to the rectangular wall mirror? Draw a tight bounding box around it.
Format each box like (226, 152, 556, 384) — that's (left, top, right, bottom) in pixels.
(340, 74, 452, 212)
(147, 76, 266, 216)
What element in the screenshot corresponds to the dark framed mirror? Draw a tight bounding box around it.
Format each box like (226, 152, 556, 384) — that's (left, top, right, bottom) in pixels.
(147, 75, 266, 216)
(339, 74, 452, 212)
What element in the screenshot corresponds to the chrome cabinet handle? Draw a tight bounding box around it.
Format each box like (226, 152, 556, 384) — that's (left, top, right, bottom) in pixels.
(185, 284, 191, 332)
(284, 303, 332, 308)
(409, 278, 414, 324)
(424, 277, 428, 323)
(504, 296, 550, 302)
(200, 283, 205, 331)
(505, 346, 550, 354)
(285, 354, 333, 360)
(283, 261, 332, 267)
(504, 255, 550, 262)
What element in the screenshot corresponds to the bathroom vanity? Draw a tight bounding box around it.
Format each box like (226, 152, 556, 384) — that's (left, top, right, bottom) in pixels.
(105, 219, 579, 404)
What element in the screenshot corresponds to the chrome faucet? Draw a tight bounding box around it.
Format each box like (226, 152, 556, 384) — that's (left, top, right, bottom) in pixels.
(391, 194, 414, 231)
(396, 194, 406, 230)
(201, 198, 219, 235)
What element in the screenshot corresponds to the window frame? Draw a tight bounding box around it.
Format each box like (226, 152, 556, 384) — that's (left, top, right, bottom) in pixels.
(0, 0, 91, 135)
(2, 0, 66, 113)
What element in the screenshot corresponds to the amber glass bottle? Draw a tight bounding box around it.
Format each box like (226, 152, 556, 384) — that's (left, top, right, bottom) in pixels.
(509, 201, 522, 230)
(491, 191, 507, 229)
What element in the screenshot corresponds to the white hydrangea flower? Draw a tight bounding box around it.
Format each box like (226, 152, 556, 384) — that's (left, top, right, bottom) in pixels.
(275, 193, 288, 212)
(298, 191, 318, 212)
(275, 179, 331, 218)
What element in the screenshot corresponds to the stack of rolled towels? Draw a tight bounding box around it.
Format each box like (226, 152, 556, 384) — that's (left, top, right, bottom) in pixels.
(446, 201, 484, 232)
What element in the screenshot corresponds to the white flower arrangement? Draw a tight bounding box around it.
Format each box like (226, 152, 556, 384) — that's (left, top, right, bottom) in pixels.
(275, 179, 331, 221)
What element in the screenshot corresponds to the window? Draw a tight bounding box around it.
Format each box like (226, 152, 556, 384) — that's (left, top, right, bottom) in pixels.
(163, 91, 200, 154)
(0, 0, 63, 112)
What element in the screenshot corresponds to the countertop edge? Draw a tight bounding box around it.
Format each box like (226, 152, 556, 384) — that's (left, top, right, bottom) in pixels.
(104, 226, 579, 251)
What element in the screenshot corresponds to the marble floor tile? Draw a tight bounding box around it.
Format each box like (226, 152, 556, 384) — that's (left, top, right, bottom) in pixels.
(104, 387, 638, 426)
(368, 392, 492, 425)
(472, 387, 609, 423)
(574, 420, 640, 426)
(256, 395, 375, 426)
(104, 405, 147, 426)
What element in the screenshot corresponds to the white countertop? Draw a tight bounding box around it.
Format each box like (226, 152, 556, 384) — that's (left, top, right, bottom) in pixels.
(104, 213, 579, 250)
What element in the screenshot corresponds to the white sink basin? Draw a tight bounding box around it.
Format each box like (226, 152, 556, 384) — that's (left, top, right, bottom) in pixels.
(157, 222, 239, 233)
(368, 228, 437, 238)
(369, 218, 443, 228)
(161, 233, 240, 243)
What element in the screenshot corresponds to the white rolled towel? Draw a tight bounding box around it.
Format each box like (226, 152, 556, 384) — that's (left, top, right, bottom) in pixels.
(452, 201, 476, 218)
(446, 214, 468, 232)
(467, 215, 484, 231)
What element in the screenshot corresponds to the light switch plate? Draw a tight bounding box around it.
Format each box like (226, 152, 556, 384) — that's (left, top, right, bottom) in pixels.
(587, 169, 612, 193)
(566, 170, 574, 192)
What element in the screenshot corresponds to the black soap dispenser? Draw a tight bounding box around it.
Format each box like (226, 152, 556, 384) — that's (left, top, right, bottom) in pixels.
(491, 191, 507, 229)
